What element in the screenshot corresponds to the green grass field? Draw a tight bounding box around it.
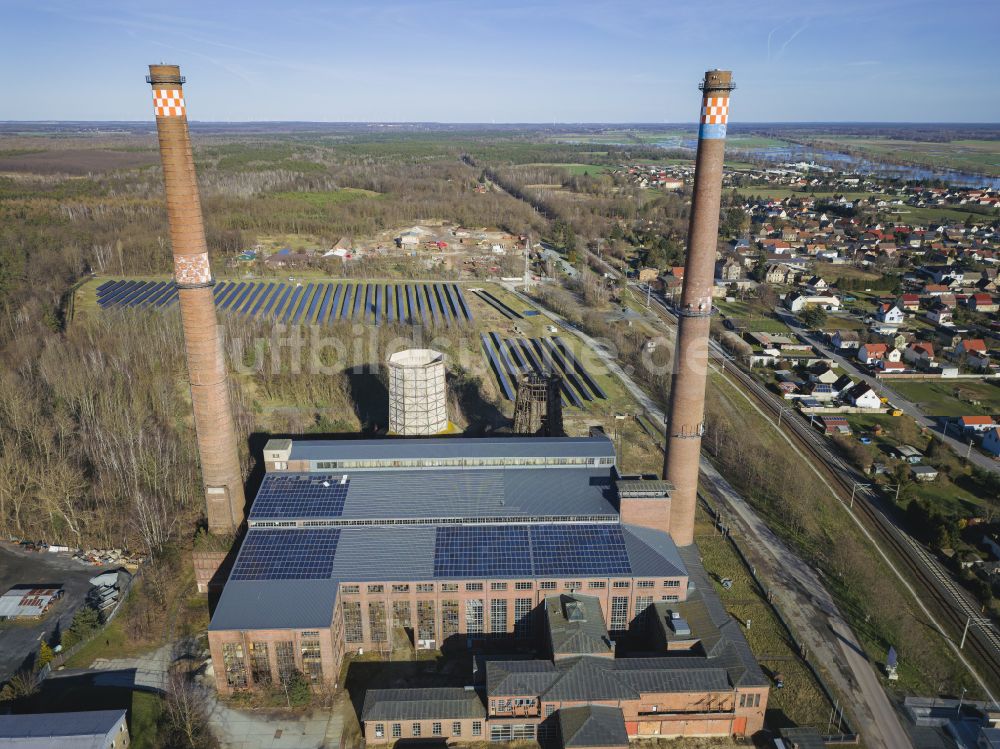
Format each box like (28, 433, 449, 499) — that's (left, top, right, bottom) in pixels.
(524, 162, 612, 175)
(695, 509, 833, 730)
(731, 186, 882, 202)
(884, 204, 995, 226)
(889, 380, 1000, 418)
(714, 299, 793, 334)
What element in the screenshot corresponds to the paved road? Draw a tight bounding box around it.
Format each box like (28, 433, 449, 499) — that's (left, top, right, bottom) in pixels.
(511, 283, 914, 747)
(0, 543, 114, 681)
(773, 307, 999, 474)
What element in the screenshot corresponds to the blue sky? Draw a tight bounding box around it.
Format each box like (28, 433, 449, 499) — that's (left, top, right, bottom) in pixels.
(2, 0, 998, 122)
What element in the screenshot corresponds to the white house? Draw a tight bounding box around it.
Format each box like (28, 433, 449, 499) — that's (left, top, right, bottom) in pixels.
(844, 382, 882, 409)
(785, 292, 842, 313)
(876, 304, 905, 326)
(832, 330, 860, 350)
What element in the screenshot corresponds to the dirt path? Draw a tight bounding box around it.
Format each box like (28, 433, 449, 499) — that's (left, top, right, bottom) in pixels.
(700, 459, 911, 749)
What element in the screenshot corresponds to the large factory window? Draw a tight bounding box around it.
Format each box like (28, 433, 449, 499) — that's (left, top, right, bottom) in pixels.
(343, 601, 363, 643)
(441, 600, 459, 640)
(418, 600, 436, 641)
(610, 596, 629, 631)
(514, 598, 533, 639)
(490, 599, 507, 634)
(369, 602, 387, 643)
(222, 643, 247, 689)
(466, 599, 484, 634)
(393, 600, 411, 629)
(275, 641, 295, 682)
(248, 642, 271, 685)
(301, 638, 322, 682)
(634, 596, 653, 633)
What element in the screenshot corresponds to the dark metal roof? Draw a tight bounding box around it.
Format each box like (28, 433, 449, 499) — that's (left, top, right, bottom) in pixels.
(487, 655, 731, 699)
(361, 688, 485, 721)
(0, 710, 126, 748)
(558, 705, 629, 748)
(615, 478, 673, 497)
(545, 594, 613, 657)
(289, 435, 614, 462)
(676, 545, 769, 688)
(249, 467, 617, 523)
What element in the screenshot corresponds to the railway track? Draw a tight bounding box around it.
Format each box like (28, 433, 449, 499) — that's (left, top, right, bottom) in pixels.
(719, 329, 1000, 695)
(637, 283, 1000, 696)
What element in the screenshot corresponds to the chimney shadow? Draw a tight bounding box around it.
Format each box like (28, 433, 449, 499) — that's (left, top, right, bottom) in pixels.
(345, 366, 390, 434)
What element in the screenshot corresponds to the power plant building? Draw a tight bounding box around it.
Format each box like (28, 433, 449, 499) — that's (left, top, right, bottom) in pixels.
(208, 434, 768, 740)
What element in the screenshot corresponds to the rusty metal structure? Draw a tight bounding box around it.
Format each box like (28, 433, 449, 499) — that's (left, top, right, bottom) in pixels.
(664, 70, 734, 547)
(147, 64, 245, 534)
(513, 373, 563, 437)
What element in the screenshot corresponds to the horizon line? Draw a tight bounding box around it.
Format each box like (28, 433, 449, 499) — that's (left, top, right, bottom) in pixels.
(3, 120, 1000, 127)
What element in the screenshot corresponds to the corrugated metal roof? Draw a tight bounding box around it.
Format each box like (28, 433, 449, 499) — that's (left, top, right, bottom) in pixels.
(489, 655, 730, 700)
(362, 688, 485, 721)
(546, 594, 613, 657)
(289, 435, 614, 462)
(250, 467, 618, 522)
(621, 525, 687, 577)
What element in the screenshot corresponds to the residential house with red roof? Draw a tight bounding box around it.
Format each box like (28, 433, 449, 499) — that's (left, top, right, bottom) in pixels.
(959, 415, 998, 434)
(857, 343, 888, 366)
(969, 294, 998, 313)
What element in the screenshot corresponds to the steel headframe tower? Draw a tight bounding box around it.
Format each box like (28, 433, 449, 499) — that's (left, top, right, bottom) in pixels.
(147, 64, 245, 535)
(664, 69, 734, 547)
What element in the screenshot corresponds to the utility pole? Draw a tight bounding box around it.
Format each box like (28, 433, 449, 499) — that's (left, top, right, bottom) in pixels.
(960, 615, 990, 649)
(849, 482, 871, 510)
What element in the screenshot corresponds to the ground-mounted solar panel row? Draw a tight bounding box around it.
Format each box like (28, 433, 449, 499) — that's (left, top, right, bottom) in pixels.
(469, 288, 522, 319)
(480, 334, 606, 407)
(96, 280, 474, 325)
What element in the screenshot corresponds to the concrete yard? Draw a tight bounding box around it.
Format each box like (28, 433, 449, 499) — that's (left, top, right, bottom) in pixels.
(0, 542, 113, 681)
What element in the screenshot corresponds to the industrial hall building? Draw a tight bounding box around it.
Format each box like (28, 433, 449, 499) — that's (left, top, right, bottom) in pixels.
(207, 433, 769, 741)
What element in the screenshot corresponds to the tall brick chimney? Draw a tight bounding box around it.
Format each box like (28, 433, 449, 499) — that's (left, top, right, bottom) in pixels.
(147, 64, 245, 534)
(664, 70, 734, 546)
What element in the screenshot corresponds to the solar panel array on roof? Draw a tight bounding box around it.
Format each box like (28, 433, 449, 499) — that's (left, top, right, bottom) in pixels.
(230, 528, 341, 580)
(433, 526, 532, 578)
(530, 524, 631, 576)
(249, 474, 350, 520)
(431, 523, 631, 578)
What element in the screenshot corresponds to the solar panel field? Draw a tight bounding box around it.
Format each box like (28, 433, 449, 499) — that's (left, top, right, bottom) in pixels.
(480, 333, 607, 407)
(95, 279, 474, 325)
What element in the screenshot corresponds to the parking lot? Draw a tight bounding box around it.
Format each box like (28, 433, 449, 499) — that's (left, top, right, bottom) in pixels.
(0, 542, 113, 681)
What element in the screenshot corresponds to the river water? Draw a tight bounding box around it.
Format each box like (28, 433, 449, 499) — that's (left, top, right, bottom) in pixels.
(657, 138, 1000, 189)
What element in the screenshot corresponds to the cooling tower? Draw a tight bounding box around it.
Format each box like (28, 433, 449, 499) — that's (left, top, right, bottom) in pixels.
(388, 349, 449, 435)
